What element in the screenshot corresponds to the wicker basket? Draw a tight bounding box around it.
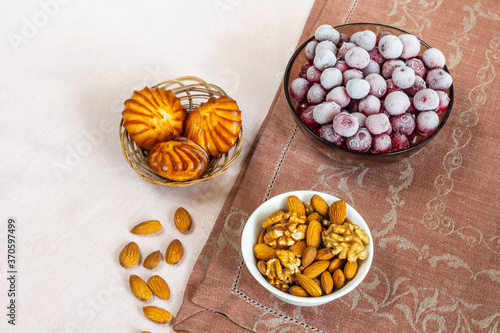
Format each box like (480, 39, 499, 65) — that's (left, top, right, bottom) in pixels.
(119, 76, 243, 186)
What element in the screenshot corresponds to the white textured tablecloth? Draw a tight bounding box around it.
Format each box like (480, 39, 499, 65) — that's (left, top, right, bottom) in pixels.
(0, 1, 314, 331)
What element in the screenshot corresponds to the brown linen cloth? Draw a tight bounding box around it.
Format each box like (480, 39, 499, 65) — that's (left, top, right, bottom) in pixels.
(174, 0, 500, 332)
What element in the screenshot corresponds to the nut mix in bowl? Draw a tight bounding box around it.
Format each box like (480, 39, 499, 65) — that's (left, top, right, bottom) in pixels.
(284, 23, 454, 166)
(241, 191, 373, 307)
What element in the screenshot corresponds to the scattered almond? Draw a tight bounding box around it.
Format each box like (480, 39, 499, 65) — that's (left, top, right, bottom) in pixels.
(147, 275, 170, 300)
(174, 207, 192, 233)
(129, 275, 152, 301)
(143, 306, 172, 324)
(165, 239, 184, 265)
(311, 194, 329, 216)
(303, 260, 330, 278)
(320, 271, 334, 295)
(344, 260, 358, 279)
(329, 200, 347, 225)
(296, 273, 322, 297)
(143, 250, 162, 270)
(119, 241, 141, 268)
(131, 220, 162, 235)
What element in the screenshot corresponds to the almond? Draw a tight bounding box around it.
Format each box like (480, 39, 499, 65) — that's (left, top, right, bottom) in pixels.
(131, 220, 162, 235)
(303, 260, 330, 278)
(119, 241, 141, 268)
(165, 239, 184, 265)
(301, 246, 317, 268)
(257, 228, 266, 244)
(289, 240, 307, 257)
(315, 248, 334, 261)
(306, 212, 321, 223)
(344, 260, 358, 279)
(320, 271, 334, 295)
(306, 220, 322, 248)
(286, 195, 306, 217)
(129, 275, 153, 301)
(257, 260, 267, 275)
(174, 207, 192, 233)
(143, 306, 172, 324)
(296, 273, 322, 297)
(253, 243, 277, 261)
(147, 275, 170, 300)
(329, 200, 347, 225)
(143, 250, 162, 270)
(311, 194, 329, 216)
(328, 258, 347, 273)
(289, 285, 308, 297)
(333, 268, 345, 289)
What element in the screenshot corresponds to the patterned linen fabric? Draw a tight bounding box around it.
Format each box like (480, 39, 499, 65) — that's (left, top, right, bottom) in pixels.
(174, 0, 500, 331)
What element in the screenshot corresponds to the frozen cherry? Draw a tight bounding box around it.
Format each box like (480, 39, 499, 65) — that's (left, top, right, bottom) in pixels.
(359, 94, 381, 116)
(313, 48, 337, 71)
(347, 128, 373, 152)
(378, 34, 404, 59)
(365, 73, 387, 98)
(345, 46, 370, 69)
(426, 68, 453, 90)
(372, 134, 392, 153)
(316, 40, 337, 54)
(390, 113, 416, 135)
(365, 113, 391, 135)
(422, 48, 446, 69)
(295, 101, 310, 116)
(315, 24, 340, 44)
(362, 60, 381, 76)
(305, 40, 318, 62)
(300, 106, 319, 130)
(384, 91, 410, 116)
(405, 75, 426, 96)
(338, 33, 351, 45)
(382, 59, 405, 79)
(318, 124, 345, 146)
(347, 99, 360, 113)
(413, 88, 439, 111)
(320, 67, 343, 90)
(326, 86, 351, 108)
(399, 34, 421, 59)
(289, 78, 311, 101)
(337, 42, 357, 60)
(354, 30, 377, 51)
(307, 83, 327, 105)
(343, 69, 364, 85)
(351, 112, 367, 127)
(299, 62, 314, 79)
(333, 112, 359, 137)
(312, 101, 341, 124)
(368, 47, 385, 64)
(392, 66, 416, 89)
(435, 90, 450, 114)
(385, 79, 401, 96)
(333, 60, 349, 73)
(345, 78, 370, 99)
(405, 58, 426, 77)
(376, 31, 392, 45)
(306, 65, 322, 84)
(390, 132, 410, 151)
(416, 111, 440, 135)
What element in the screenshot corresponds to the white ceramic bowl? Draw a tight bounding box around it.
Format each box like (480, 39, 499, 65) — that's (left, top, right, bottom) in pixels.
(241, 190, 374, 306)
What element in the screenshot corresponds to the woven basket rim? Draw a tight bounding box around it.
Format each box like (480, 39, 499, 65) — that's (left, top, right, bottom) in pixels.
(119, 76, 243, 187)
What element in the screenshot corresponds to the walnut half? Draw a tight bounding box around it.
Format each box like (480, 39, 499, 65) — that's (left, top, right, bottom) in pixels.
(322, 222, 369, 262)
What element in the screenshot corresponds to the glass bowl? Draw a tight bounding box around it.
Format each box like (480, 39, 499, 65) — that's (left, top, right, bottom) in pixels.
(284, 23, 454, 166)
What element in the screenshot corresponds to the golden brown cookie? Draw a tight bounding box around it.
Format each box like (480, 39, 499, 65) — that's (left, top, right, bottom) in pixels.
(122, 87, 185, 150)
(147, 136, 209, 181)
(184, 96, 241, 157)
